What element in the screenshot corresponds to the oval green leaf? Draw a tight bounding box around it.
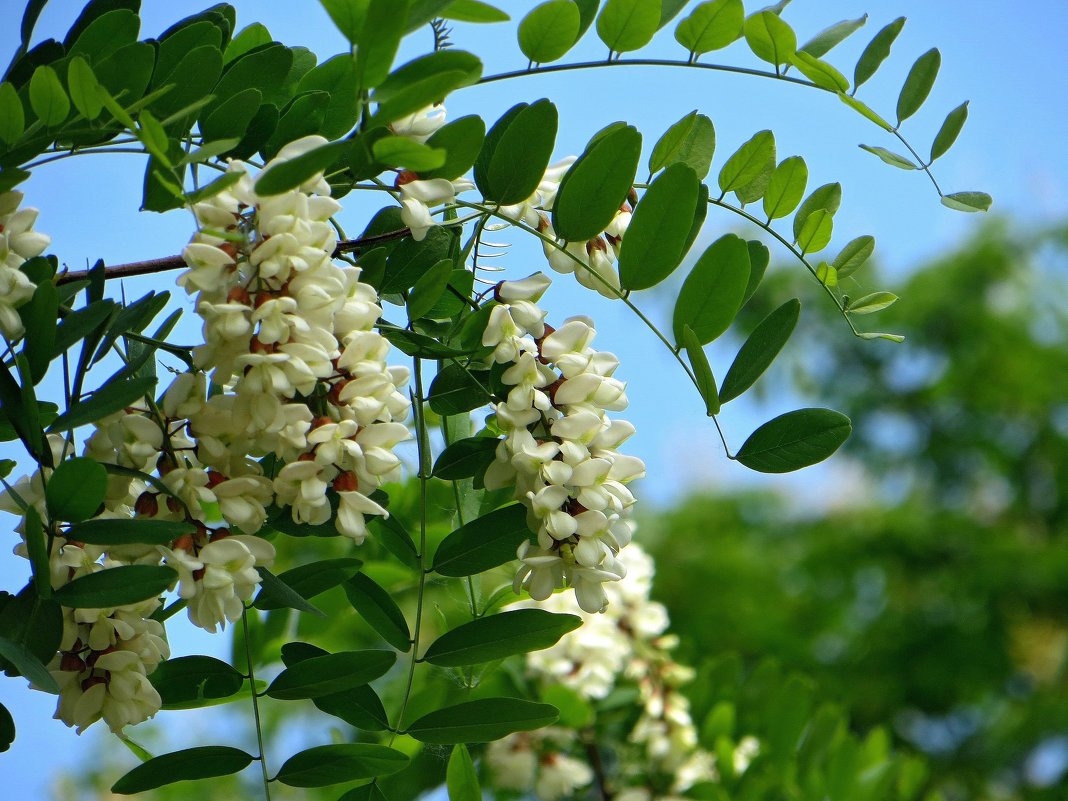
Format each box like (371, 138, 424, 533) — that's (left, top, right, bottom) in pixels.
(672, 234, 751, 344)
(597, 0, 660, 52)
(619, 163, 701, 290)
(832, 235, 875, 279)
(762, 156, 808, 220)
(718, 130, 775, 195)
(648, 110, 716, 179)
(111, 746, 254, 794)
(792, 182, 841, 242)
(432, 503, 532, 577)
(149, 655, 245, 709)
(343, 573, 412, 651)
(681, 325, 719, 416)
(930, 101, 968, 162)
(266, 650, 396, 700)
(66, 518, 195, 547)
(46, 456, 107, 522)
(485, 99, 559, 205)
(432, 436, 500, 481)
(743, 10, 796, 66)
(423, 609, 581, 666)
(29, 65, 69, 127)
(674, 0, 744, 55)
(53, 565, 177, 608)
(275, 743, 409, 787)
(940, 191, 992, 213)
(422, 115, 487, 181)
(896, 48, 940, 125)
(447, 744, 481, 801)
(719, 298, 800, 404)
(518, 1, 581, 64)
(853, 16, 904, 90)
(406, 698, 560, 743)
(735, 408, 851, 473)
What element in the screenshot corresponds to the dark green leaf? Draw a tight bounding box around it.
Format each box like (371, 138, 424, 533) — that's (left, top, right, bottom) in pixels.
(407, 698, 559, 743)
(48, 374, 156, 432)
(407, 259, 455, 320)
(681, 324, 719, 415)
(447, 745, 481, 801)
(23, 507, 50, 600)
(255, 558, 363, 611)
(799, 14, 866, 58)
(275, 743, 409, 787)
(597, 0, 660, 52)
(618, 163, 701, 290)
(372, 50, 482, 123)
(111, 746, 254, 794)
(29, 64, 69, 126)
(0, 634, 59, 693)
(896, 48, 940, 125)
(320, 0, 368, 42)
(0, 585, 62, 670)
(553, 124, 642, 241)
(203, 42, 293, 119)
(674, 0, 744, 55)
(252, 567, 325, 617)
(262, 91, 330, 159)
(424, 609, 581, 666)
(518, 1, 581, 64)
(19, 280, 58, 384)
(372, 136, 446, 171)
(853, 16, 904, 90)
(743, 10, 796, 66)
(198, 87, 262, 143)
(735, 408, 851, 473)
(149, 656, 245, 709)
(343, 573, 411, 651)
(718, 130, 775, 195)
(483, 99, 558, 205)
(45, 457, 106, 522)
(381, 326, 473, 359)
(0, 701, 12, 752)
(940, 191, 992, 213)
(281, 642, 392, 730)
(357, 0, 410, 89)
(432, 503, 531, 577)
(67, 518, 195, 547)
(719, 298, 800, 403)
(266, 650, 397, 699)
(673, 234, 751, 344)
(428, 362, 492, 415)
(433, 436, 499, 480)
(930, 101, 968, 162)
(54, 565, 177, 608)
(296, 54, 360, 140)
(422, 115, 486, 181)
(382, 226, 454, 294)
(648, 110, 716, 179)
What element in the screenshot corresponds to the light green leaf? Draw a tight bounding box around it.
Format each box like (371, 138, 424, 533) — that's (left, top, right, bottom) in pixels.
(859, 144, 918, 170)
(796, 208, 833, 253)
(618, 163, 701, 290)
(648, 110, 716, 178)
(29, 65, 70, 127)
(836, 92, 893, 131)
(373, 136, 446, 171)
(406, 698, 560, 743)
(763, 156, 808, 220)
(673, 234, 751, 344)
(372, 50, 482, 124)
(66, 56, 104, 120)
(845, 291, 898, 315)
(357, 0, 410, 89)
(799, 14, 866, 58)
(853, 16, 904, 91)
(254, 141, 347, 195)
(597, 0, 661, 53)
(319, 0, 369, 42)
(674, 0, 744, 55)
(857, 331, 905, 342)
(789, 51, 849, 92)
(743, 10, 796, 66)
(275, 744, 408, 787)
(518, 1, 581, 64)
(832, 235, 875, 278)
(111, 746, 255, 794)
(896, 47, 940, 125)
(53, 565, 177, 608)
(930, 101, 968, 162)
(719, 298, 800, 403)
(433, 503, 531, 577)
(223, 23, 272, 63)
(735, 408, 851, 473)
(742, 239, 769, 305)
(447, 745, 481, 801)
(343, 573, 412, 651)
(681, 325, 719, 415)
(423, 609, 582, 666)
(940, 191, 992, 213)
(0, 83, 25, 144)
(718, 130, 774, 195)
(443, 0, 510, 22)
(792, 182, 841, 241)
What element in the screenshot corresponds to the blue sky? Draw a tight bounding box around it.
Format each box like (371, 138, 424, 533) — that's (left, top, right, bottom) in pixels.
(1, 0, 1067, 797)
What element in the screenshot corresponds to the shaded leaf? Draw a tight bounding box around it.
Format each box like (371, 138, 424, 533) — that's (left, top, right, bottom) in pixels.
(736, 408, 851, 473)
(266, 650, 396, 699)
(673, 234, 751, 344)
(275, 743, 408, 787)
(447, 744, 481, 801)
(423, 609, 581, 666)
(432, 503, 531, 577)
(149, 656, 245, 709)
(719, 298, 800, 403)
(46, 457, 107, 522)
(681, 324, 719, 415)
(53, 565, 177, 608)
(619, 163, 701, 290)
(853, 16, 904, 91)
(344, 573, 412, 651)
(433, 436, 499, 481)
(406, 698, 560, 743)
(111, 746, 254, 794)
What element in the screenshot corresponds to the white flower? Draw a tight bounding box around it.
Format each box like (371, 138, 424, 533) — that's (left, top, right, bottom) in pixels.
(390, 104, 447, 142)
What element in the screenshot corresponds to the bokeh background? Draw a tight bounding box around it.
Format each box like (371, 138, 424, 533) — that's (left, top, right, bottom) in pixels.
(1, 1, 1066, 799)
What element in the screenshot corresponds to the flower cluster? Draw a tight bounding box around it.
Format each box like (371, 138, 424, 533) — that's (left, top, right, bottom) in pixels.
(481, 273, 644, 613)
(0, 191, 50, 340)
(508, 545, 717, 797)
(486, 728, 594, 801)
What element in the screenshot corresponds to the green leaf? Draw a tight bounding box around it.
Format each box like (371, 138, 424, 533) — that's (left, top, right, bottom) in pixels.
(66, 518, 192, 548)
(442, 0, 510, 22)
(262, 91, 331, 159)
(373, 136, 446, 171)
(789, 51, 849, 92)
(597, 0, 661, 53)
(674, 0, 744, 55)
(382, 226, 455, 294)
(23, 507, 50, 600)
(53, 565, 177, 609)
(184, 171, 247, 204)
(199, 87, 263, 144)
(433, 503, 532, 576)
(382, 327, 473, 359)
(20, 280, 58, 384)
(853, 16, 904, 91)
(275, 743, 409, 787)
(320, 0, 367, 42)
(202, 42, 293, 118)
(428, 362, 492, 415)
(845, 291, 898, 315)
(29, 65, 70, 126)
(857, 331, 905, 343)
(792, 182, 841, 241)
(0, 635, 60, 693)
(297, 54, 361, 140)
(832, 235, 875, 279)
(896, 48, 940, 125)
(799, 14, 866, 58)
(447, 745, 481, 801)
(407, 698, 560, 743)
(266, 650, 396, 699)
(421, 115, 486, 180)
(836, 92, 893, 131)
(618, 164, 700, 290)
(223, 23, 271, 63)
(149, 656, 245, 709)
(735, 408, 851, 473)
(0, 701, 13, 752)
(673, 234, 751, 344)
(553, 124, 642, 241)
(254, 140, 347, 195)
(930, 101, 968, 162)
(481, 99, 559, 204)
(0, 83, 25, 144)
(519, 1, 582, 64)
(45, 456, 107, 522)
(648, 110, 716, 179)
(357, 0, 410, 89)
(343, 573, 412, 651)
(48, 374, 157, 432)
(859, 144, 917, 170)
(743, 10, 796, 66)
(111, 746, 255, 794)
(681, 324, 719, 415)
(719, 298, 800, 403)
(433, 436, 499, 481)
(372, 50, 482, 124)
(940, 191, 992, 213)
(763, 156, 808, 220)
(718, 130, 775, 195)
(254, 557, 362, 610)
(423, 609, 581, 666)
(281, 643, 392, 730)
(66, 56, 104, 120)
(796, 208, 833, 253)
(253, 567, 325, 617)
(408, 259, 454, 320)
(338, 784, 391, 801)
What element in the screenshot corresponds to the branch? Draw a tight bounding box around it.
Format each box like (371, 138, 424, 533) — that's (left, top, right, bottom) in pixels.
(55, 227, 412, 285)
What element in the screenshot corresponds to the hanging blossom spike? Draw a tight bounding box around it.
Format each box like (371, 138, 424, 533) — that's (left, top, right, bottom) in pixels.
(482, 272, 645, 613)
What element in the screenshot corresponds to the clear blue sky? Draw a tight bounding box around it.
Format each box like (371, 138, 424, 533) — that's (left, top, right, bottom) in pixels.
(1, 1, 1066, 797)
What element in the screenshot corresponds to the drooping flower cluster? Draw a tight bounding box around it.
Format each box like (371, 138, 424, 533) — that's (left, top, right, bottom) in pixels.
(498, 545, 718, 798)
(486, 728, 595, 801)
(481, 273, 645, 613)
(0, 191, 50, 339)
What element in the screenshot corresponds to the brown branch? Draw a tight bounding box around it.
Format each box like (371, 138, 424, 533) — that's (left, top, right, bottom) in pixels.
(55, 228, 412, 286)
(583, 733, 613, 801)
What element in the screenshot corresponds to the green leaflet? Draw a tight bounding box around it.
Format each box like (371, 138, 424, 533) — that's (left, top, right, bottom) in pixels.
(853, 16, 905, 91)
(735, 408, 851, 473)
(406, 698, 560, 743)
(675, 0, 744, 55)
(673, 234, 751, 344)
(718, 130, 775, 195)
(930, 101, 969, 162)
(896, 48, 941, 125)
(111, 746, 254, 794)
(518, 1, 581, 64)
(743, 10, 796, 67)
(719, 298, 800, 404)
(597, 0, 660, 53)
(648, 110, 716, 179)
(422, 609, 582, 666)
(274, 743, 409, 787)
(763, 156, 808, 220)
(618, 164, 701, 290)
(45, 456, 107, 522)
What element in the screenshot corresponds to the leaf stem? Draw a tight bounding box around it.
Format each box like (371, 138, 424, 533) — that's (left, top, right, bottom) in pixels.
(892, 128, 944, 196)
(241, 607, 273, 801)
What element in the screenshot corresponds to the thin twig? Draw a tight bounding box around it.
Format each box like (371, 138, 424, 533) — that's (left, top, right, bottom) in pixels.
(55, 228, 413, 285)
